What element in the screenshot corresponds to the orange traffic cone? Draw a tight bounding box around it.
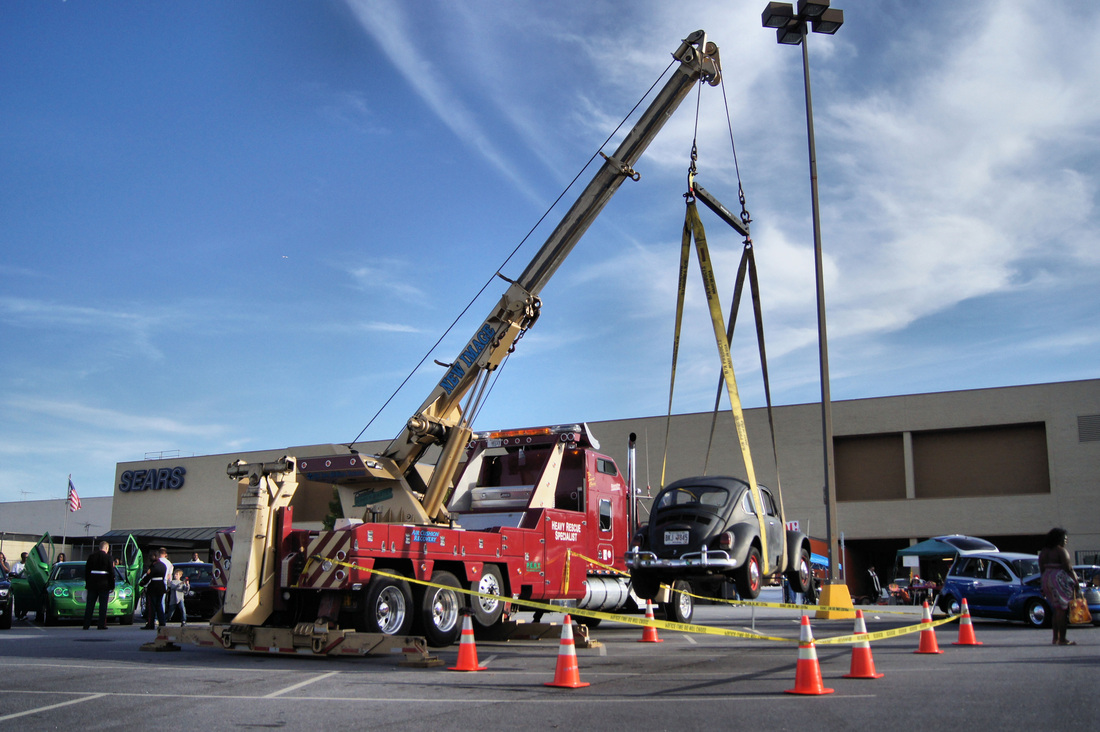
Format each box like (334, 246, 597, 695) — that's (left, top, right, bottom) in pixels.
(448, 614, 483, 671)
(785, 615, 834, 695)
(914, 601, 943, 654)
(638, 599, 663, 643)
(545, 615, 590, 689)
(843, 609, 884, 679)
(952, 598, 983, 646)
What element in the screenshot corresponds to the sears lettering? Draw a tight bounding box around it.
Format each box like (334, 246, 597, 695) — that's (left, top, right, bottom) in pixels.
(119, 466, 186, 492)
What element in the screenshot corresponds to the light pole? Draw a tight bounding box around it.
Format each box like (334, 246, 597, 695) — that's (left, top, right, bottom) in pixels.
(761, 0, 853, 615)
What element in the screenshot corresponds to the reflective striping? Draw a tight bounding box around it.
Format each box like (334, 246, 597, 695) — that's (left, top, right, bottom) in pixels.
(299, 533, 354, 589)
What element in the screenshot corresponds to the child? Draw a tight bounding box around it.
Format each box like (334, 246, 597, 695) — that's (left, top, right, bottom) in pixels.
(166, 568, 190, 626)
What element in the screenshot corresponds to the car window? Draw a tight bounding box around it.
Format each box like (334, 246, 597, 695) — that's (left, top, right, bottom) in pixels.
(1011, 558, 1040, 578)
(53, 565, 81, 582)
(180, 565, 213, 583)
(989, 561, 1011, 582)
(656, 486, 729, 510)
(957, 558, 987, 578)
(741, 493, 756, 515)
(760, 488, 779, 517)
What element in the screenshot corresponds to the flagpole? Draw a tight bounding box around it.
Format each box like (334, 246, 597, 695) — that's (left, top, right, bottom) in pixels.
(63, 474, 70, 559)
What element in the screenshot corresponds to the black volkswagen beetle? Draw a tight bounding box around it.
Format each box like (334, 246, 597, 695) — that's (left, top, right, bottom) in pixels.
(627, 475, 812, 622)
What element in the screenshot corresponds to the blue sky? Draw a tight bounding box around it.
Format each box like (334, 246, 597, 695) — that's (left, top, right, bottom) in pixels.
(2, 0, 1098, 504)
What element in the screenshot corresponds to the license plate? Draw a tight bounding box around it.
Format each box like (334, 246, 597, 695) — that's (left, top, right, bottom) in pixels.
(665, 530, 689, 545)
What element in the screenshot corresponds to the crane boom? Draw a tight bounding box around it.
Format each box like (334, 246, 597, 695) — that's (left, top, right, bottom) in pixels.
(318, 31, 721, 526)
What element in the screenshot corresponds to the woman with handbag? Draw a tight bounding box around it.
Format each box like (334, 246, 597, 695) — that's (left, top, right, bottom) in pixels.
(1038, 528, 1079, 646)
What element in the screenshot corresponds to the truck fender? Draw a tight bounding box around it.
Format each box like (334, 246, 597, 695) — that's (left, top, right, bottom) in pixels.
(784, 531, 811, 573)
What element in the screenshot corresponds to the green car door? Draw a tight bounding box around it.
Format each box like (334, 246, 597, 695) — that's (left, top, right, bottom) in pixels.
(11, 532, 54, 618)
(123, 535, 143, 620)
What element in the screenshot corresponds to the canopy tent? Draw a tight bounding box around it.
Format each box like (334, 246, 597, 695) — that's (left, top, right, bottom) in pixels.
(896, 539, 959, 558)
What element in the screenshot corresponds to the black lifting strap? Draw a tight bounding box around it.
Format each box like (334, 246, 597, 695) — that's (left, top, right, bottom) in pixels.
(693, 185, 782, 503)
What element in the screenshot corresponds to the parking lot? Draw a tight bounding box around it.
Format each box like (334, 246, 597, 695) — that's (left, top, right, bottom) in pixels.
(1, 591, 1095, 731)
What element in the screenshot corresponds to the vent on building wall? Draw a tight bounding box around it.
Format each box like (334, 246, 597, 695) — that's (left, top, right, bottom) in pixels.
(1079, 415, 1100, 442)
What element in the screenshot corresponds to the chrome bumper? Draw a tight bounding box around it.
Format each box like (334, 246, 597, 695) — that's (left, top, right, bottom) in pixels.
(625, 548, 739, 571)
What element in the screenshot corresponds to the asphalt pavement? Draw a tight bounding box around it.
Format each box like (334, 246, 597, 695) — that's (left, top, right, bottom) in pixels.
(0, 590, 1095, 731)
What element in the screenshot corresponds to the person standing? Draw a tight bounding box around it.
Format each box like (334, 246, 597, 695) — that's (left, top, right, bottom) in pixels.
(83, 541, 115, 630)
(144, 548, 172, 631)
(166, 568, 190, 626)
(1039, 527, 1079, 646)
(11, 552, 27, 577)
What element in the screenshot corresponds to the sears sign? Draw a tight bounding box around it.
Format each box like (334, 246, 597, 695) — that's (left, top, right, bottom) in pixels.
(119, 466, 186, 493)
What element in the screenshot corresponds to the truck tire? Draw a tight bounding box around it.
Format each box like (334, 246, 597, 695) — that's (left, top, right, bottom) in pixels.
(734, 546, 763, 600)
(469, 565, 504, 629)
(786, 547, 812, 594)
(362, 575, 414, 635)
(660, 580, 693, 624)
(417, 570, 463, 647)
(630, 571, 660, 601)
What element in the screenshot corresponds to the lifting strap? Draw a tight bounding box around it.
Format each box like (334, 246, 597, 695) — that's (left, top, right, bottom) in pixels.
(661, 196, 773, 576)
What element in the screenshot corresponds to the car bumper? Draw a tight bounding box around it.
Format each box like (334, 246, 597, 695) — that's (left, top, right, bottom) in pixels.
(626, 549, 740, 571)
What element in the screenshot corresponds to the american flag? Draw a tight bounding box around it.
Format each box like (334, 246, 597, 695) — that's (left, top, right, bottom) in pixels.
(67, 476, 81, 512)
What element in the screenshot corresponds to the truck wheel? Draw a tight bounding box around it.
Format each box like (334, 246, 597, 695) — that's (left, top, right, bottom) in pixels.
(660, 580, 693, 624)
(734, 546, 762, 600)
(786, 547, 812, 594)
(630, 572, 660, 600)
(417, 570, 463, 647)
(469, 565, 504, 629)
(363, 575, 414, 635)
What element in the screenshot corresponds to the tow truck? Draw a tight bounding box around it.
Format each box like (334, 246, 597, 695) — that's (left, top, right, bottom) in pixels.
(154, 31, 724, 660)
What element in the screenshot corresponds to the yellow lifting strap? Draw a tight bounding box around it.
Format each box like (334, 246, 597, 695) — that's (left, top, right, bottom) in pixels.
(661, 198, 772, 576)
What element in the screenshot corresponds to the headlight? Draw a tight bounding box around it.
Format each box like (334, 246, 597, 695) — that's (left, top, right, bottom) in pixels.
(52, 587, 70, 597)
(0, 589, 8, 598)
(118, 587, 133, 599)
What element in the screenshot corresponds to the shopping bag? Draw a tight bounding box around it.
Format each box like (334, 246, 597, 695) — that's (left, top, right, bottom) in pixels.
(1068, 597, 1091, 625)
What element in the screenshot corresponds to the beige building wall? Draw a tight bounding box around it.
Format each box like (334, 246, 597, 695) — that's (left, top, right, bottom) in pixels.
(110, 379, 1100, 559)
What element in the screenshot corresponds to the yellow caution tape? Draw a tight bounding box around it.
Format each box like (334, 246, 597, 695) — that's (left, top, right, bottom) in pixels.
(321, 556, 957, 645)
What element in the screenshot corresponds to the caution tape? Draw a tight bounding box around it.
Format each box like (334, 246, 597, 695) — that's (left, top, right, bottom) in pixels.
(567, 549, 918, 615)
(319, 556, 958, 645)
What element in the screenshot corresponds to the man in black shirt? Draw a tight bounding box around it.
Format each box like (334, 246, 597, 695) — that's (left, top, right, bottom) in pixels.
(83, 541, 115, 630)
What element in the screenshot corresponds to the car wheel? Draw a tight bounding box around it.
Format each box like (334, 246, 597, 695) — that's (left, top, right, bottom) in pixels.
(43, 601, 57, 627)
(362, 574, 414, 636)
(939, 594, 959, 615)
(786, 547, 812, 594)
(734, 546, 763, 600)
(416, 570, 463, 647)
(469, 564, 504, 630)
(1025, 598, 1049, 628)
(661, 580, 693, 624)
(630, 571, 660, 600)
(0, 604, 11, 630)
(119, 604, 135, 626)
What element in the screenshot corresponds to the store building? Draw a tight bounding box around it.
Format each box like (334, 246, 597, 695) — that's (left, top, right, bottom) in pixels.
(106, 379, 1100, 594)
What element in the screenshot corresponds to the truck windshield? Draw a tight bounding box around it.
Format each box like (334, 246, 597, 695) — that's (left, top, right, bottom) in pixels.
(656, 486, 729, 510)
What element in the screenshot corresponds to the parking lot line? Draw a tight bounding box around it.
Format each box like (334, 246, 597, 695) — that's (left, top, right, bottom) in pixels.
(0, 693, 105, 722)
(263, 670, 341, 698)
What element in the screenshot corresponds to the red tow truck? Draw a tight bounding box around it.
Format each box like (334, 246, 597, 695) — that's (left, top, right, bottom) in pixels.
(158, 31, 723, 658)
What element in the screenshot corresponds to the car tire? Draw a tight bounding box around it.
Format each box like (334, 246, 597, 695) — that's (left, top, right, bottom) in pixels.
(734, 546, 763, 600)
(660, 579, 694, 624)
(469, 564, 504, 630)
(361, 574, 414, 636)
(0, 605, 11, 630)
(630, 571, 660, 601)
(786, 546, 812, 594)
(43, 601, 57, 627)
(1025, 598, 1049, 628)
(119, 605, 135, 626)
(416, 570, 463, 647)
(938, 594, 959, 615)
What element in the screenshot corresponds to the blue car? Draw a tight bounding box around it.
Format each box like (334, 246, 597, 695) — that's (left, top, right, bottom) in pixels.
(938, 552, 1047, 628)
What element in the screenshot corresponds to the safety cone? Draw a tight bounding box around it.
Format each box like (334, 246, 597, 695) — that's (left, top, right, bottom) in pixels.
(843, 609, 884, 679)
(448, 614, 483, 671)
(638, 599, 663, 643)
(545, 615, 590, 689)
(785, 615, 834, 695)
(914, 600, 943, 654)
(952, 598, 983, 646)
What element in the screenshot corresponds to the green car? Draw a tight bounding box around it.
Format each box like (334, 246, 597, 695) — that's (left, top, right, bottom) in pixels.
(10, 532, 143, 625)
